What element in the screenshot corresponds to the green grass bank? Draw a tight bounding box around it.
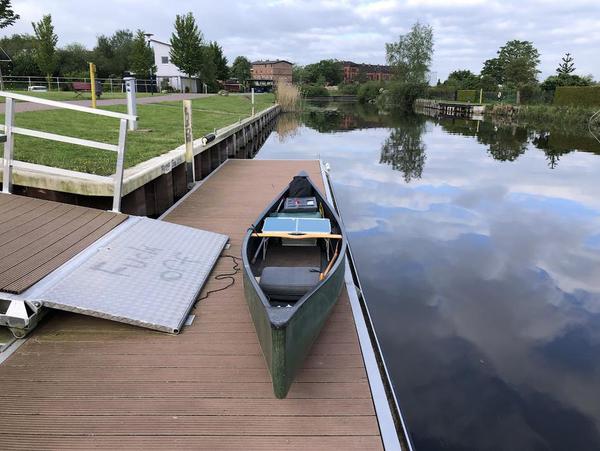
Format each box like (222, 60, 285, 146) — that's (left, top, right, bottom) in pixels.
(1, 93, 275, 176)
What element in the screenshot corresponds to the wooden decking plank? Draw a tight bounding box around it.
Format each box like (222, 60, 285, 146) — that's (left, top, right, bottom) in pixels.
(0, 197, 41, 225)
(0, 203, 75, 247)
(4, 213, 126, 293)
(0, 200, 60, 235)
(0, 397, 376, 416)
(0, 415, 380, 436)
(0, 435, 383, 451)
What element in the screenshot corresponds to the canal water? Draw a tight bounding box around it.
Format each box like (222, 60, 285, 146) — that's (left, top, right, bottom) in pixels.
(256, 102, 600, 451)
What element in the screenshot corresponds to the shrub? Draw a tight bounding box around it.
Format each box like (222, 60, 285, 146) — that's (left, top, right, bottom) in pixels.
(457, 89, 478, 103)
(554, 86, 600, 107)
(357, 81, 383, 103)
(426, 86, 456, 101)
(300, 84, 329, 97)
(383, 81, 427, 110)
(338, 83, 359, 95)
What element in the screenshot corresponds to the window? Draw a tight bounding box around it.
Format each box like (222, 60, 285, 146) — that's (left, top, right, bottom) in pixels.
(161, 56, 169, 64)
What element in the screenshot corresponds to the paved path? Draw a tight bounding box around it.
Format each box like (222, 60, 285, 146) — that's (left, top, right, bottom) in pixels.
(4, 93, 217, 114)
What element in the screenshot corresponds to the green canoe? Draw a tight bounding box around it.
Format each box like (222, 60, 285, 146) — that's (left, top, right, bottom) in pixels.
(242, 171, 347, 398)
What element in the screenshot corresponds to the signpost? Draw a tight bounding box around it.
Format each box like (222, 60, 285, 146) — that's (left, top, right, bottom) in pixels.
(89, 62, 97, 108)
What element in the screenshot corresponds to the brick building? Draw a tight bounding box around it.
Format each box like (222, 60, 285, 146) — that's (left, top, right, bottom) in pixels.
(342, 61, 392, 83)
(251, 60, 293, 85)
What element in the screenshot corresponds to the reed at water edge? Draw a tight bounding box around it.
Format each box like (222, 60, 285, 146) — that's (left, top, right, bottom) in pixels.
(275, 82, 302, 112)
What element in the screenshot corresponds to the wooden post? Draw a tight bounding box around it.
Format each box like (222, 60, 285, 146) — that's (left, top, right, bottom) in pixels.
(112, 118, 128, 212)
(2, 98, 15, 194)
(89, 62, 97, 109)
(479, 88, 483, 104)
(183, 100, 195, 187)
(516, 90, 521, 105)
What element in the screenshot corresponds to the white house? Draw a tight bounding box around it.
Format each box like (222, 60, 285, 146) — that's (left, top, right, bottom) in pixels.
(149, 39, 200, 93)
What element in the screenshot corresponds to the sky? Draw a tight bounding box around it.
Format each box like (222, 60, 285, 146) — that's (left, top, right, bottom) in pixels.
(6, 0, 600, 81)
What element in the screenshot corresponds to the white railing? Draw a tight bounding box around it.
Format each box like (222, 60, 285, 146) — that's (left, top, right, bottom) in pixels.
(0, 91, 137, 212)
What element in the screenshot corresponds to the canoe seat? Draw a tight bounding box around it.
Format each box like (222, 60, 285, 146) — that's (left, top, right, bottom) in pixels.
(259, 266, 320, 301)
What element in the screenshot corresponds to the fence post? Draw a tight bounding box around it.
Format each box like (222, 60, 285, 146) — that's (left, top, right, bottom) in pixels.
(251, 88, 255, 116)
(183, 100, 195, 187)
(2, 97, 15, 194)
(479, 88, 483, 104)
(112, 118, 128, 213)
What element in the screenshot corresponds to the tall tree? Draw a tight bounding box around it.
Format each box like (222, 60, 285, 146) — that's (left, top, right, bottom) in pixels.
(92, 30, 134, 77)
(481, 57, 504, 85)
(199, 44, 217, 90)
(208, 41, 228, 81)
(0, 0, 19, 29)
(32, 14, 57, 86)
(130, 30, 156, 79)
(231, 56, 251, 83)
(496, 40, 540, 86)
(169, 12, 203, 79)
(556, 52, 575, 75)
(386, 22, 434, 83)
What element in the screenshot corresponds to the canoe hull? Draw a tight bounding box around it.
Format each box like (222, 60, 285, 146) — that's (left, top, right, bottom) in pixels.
(243, 252, 346, 398)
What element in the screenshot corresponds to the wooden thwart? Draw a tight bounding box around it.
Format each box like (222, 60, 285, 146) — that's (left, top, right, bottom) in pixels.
(252, 232, 343, 239)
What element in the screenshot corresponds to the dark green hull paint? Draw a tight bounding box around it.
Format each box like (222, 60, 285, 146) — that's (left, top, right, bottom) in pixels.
(243, 253, 346, 398)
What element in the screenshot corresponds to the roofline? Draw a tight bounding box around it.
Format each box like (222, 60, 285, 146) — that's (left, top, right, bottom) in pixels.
(251, 60, 293, 65)
(148, 38, 171, 47)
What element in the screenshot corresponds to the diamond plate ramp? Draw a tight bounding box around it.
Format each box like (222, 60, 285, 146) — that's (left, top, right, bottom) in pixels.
(39, 218, 228, 333)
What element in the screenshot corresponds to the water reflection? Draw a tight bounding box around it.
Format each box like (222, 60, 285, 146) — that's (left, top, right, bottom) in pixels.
(257, 104, 600, 450)
(380, 115, 427, 182)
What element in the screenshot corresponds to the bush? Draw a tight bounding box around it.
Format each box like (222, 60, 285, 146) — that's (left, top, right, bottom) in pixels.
(554, 86, 600, 107)
(338, 83, 359, 95)
(357, 81, 384, 103)
(383, 81, 427, 110)
(300, 84, 329, 97)
(456, 89, 478, 103)
(426, 86, 456, 101)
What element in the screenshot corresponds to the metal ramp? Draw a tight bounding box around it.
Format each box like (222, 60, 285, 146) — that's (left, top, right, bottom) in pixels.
(0, 216, 228, 336)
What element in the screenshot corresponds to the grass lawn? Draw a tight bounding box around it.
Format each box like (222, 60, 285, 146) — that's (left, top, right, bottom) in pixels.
(0, 90, 159, 102)
(1, 93, 275, 175)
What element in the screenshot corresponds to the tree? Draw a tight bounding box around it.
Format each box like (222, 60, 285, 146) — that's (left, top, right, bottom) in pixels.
(208, 41, 228, 81)
(380, 116, 427, 183)
(169, 12, 203, 79)
(57, 43, 90, 77)
(92, 30, 134, 77)
(386, 22, 434, 83)
(481, 57, 504, 85)
(231, 56, 251, 83)
(496, 40, 540, 86)
(556, 52, 575, 75)
(32, 14, 57, 86)
(303, 59, 343, 85)
(199, 44, 217, 90)
(130, 30, 155, 79)
(0, 0, 19, 29)
(292, 64, 306, 84)
(445, 69, 479, 89)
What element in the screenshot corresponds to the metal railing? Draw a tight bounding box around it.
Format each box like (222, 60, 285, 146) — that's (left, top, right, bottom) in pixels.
(0, 91, 137, 212)
(0, 75, 156, 93)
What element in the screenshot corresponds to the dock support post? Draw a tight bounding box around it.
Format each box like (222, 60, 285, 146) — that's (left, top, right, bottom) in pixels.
(2, 97, 14, 194)
(183, 100, 195, 187)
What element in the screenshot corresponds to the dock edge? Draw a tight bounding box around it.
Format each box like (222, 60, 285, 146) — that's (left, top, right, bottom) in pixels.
(319, 160, 414, 451)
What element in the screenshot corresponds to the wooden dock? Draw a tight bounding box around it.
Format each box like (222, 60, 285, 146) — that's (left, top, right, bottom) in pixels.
(0, 160, 385, 450)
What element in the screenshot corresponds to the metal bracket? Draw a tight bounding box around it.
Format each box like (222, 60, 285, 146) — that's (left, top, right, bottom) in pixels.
(0, 298, 46, 338)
